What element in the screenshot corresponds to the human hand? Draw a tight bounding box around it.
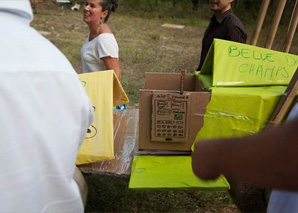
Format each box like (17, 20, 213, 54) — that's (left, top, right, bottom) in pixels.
(191, 139, 221, 180)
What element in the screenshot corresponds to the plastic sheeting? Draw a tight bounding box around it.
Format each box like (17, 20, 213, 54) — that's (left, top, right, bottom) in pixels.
(78, 109, 138, 176)
(200, 39, 298, 87)
(194, 86, 286, 142)
(129, 155, 229, 189)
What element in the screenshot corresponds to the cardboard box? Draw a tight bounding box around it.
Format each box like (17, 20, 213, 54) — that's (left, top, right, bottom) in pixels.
(138, 72, 210, 151)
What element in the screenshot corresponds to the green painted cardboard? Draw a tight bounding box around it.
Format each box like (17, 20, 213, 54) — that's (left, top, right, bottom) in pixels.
(200, 39, 298, 86)
(194, 86, 286, 143)
(195, 71, 212, 89)
(129, 155, 230, 189)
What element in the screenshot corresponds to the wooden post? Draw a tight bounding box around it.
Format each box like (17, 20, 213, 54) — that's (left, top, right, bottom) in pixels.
(283, 0, 298, 53)
(180, 69, 186, 95)
(264, 0, 287, 49)
(250, 0, 271, 46)
(267, 66, 298, 128)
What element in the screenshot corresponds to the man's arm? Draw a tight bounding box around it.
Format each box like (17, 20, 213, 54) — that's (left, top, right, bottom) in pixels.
(192, 118, 298, 191)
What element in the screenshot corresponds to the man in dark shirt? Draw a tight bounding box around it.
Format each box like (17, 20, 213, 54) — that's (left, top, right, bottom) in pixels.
(197, 0, 247, 71)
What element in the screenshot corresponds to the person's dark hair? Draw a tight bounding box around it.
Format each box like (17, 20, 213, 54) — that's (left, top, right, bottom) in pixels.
(99, 0, 118, 22)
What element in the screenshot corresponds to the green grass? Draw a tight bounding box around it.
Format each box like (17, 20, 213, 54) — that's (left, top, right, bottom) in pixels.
(32, 1, 208, 106)
(32, 1, 298, 107)
(84, 174, 238, 212)
(31, 1, 297, 212)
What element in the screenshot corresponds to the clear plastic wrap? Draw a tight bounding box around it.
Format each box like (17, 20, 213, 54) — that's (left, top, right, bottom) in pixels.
(194, 86, 287, 143)
(78, 109, 138, 176)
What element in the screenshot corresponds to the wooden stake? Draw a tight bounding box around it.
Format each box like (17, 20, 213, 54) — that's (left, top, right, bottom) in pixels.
(283, 0, 298, 53)
(267, 66, 298, 128)
(264, 0, 287, 49)
(251, 0, 271, 46)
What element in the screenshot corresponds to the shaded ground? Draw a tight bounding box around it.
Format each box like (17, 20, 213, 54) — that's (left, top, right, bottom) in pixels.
(84, 173, 239, 213)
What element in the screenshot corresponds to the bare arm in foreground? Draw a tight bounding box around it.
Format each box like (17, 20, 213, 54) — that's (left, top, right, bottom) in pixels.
(191, 118, 298, 191)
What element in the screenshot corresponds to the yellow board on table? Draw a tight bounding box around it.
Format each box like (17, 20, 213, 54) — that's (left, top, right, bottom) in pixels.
(76, 70, 129, 165)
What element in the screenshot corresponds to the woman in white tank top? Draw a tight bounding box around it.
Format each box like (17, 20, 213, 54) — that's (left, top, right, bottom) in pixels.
(81, 0, 121, 80)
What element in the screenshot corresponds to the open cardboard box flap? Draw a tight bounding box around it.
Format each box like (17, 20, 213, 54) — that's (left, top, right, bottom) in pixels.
(138, 72, 210, 151)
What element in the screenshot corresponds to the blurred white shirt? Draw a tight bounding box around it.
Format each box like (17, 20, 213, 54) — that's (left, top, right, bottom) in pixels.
(0, 1, 94, 212)
(267, 102, 298, 213)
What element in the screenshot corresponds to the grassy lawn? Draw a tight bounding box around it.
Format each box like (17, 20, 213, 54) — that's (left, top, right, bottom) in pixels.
(84, 174, 238, 212)
(32, 1, 298, 106)
(32, 1, 211, 106)
(31, 1, 297, 212)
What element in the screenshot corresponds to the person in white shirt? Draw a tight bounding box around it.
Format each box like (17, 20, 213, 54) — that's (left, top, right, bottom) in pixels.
(0, 1, 94, 212)
(81, 0, 121, 79)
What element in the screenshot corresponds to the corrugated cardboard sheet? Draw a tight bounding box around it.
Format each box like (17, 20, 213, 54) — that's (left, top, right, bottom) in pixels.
(139, 73, 210, 151)
(129, 155, 229, 189)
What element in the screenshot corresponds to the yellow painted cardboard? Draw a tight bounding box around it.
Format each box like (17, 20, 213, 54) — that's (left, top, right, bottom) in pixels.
(193, 86, 286, 144)
(200, 39, 298, 86)
(76, 70, 129, 165)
